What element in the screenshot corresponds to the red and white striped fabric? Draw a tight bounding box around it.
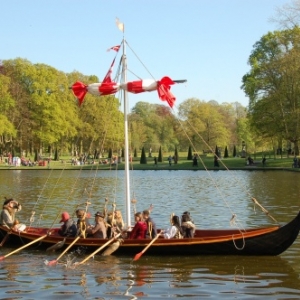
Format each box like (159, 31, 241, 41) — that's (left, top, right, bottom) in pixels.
(71, 81, 119, 106)
(120, 76, 176, 107)
(71, 76, 177, 108)
(121, 79, 158, 94)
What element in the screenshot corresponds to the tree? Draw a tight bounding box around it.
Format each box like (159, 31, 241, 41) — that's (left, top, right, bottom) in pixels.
(215, 145, 219, 157)
(134, 148, 137, 157)
(54, 147, 59, 161)
(158, 146, 163, 162)
(224, 146, 229, 158)
(242, 27, 300, 155)
(174, 146, 178, 164)
(233, 145, 236, 157)
(140, 146, 147, 164)
(108, 148, 112, 159)
(187, 146, 193, 160)
(34, 149, 38, 162)
(178, 98, 231, 150)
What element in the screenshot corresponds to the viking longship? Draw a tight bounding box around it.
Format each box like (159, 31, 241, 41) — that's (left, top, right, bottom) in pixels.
(1, 19, 300, 263)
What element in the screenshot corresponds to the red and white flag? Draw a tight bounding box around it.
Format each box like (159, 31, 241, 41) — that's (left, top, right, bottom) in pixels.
(107, 45, 120, 52)
(102, 57, 117, 83)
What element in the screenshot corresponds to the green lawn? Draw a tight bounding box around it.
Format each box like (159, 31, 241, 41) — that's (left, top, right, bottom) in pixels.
(0, 153, 298, 171)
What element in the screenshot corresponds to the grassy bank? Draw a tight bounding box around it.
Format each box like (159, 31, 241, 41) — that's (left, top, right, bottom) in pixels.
(0, 153, 298, 171)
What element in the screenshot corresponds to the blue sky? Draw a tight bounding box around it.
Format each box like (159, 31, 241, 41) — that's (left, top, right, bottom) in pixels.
(1, 0, 289, 110)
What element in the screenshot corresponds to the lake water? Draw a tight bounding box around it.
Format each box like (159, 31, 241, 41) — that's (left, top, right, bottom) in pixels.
(0, 169, 299, 299)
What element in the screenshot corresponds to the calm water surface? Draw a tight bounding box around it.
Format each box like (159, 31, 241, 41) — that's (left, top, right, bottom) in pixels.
(0, 169, 299, 299)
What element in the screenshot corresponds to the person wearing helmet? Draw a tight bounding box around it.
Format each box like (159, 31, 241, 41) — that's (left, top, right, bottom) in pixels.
(58, 212, 77, 237)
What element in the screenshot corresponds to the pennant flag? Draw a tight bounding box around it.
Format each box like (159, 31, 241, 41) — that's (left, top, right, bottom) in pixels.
(116, 18, 124, 32)
(107, 45, 121, 52)
(102, 57, 117, 83)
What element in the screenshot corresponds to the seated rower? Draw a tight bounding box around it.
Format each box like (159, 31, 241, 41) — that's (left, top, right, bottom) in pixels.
(106, 209, 124, 238)
(142, 209, 157, 239)
(114, 210, 125, 231)
(181, 213, 196, 238)
(58, 212, 77, 237)
(129, 212, 147, 239)
(86, 211, 107, 239)
(76, 209, 91, 238)
(162, 215, 183, 239)
(0, 197, 23, 229)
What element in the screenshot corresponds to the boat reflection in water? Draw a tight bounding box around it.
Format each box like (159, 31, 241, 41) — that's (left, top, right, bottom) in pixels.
(55, 254, 300, 299)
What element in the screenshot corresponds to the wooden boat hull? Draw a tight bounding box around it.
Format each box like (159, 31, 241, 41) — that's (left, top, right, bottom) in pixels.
(1, 211, 299, 256)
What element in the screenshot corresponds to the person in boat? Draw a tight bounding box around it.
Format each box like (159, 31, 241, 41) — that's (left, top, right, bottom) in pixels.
(162, 215, 184, 239)
(86, 211, 107, 238)
(182, 211, 194, 224)
(0, 197, 22, 228)
(106, 209, 125, 238)
(142, 209, 157, 239)
(76, 209, 91, 238)
(114, 210, 125, 231)
(129, 212, 147, 239)
(106, 211, 114, 238)
(58, 212, 77, 237)
(181, 213, 196, 238)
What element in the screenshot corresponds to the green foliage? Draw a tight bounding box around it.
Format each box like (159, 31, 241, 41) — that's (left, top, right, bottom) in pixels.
(224, 146, 229, 158)
(140, 146, 147, 164)
(233, 145, 237, 157)
(242, 27, 300, 155)
(0, 57, 255, 158)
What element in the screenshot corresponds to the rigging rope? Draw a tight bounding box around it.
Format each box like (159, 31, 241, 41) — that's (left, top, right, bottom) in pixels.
(172, 105, 278, 224)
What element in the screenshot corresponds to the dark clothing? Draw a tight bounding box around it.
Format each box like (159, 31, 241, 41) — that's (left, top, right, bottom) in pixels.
(193, 156, 198, 166)
(145, 216, 157, 239)
(58, 219, 77, 237)
(181, 221, 196, 238)
(214, 156, 219, 167)
(130, 221, 147, 239)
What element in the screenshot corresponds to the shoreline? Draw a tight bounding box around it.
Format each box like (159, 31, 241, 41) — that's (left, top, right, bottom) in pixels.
(0, 165, 298, 172)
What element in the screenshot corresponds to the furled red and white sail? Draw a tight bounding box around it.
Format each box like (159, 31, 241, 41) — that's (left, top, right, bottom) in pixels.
(71, 76, 180, 108)
(71, 42, 185, 108)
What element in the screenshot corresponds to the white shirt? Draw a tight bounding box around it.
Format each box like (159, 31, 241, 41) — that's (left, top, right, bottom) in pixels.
(163, 225, 177, 239)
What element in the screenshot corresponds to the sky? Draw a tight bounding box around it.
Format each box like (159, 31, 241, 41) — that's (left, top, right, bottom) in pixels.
(1, 0, 290, 110)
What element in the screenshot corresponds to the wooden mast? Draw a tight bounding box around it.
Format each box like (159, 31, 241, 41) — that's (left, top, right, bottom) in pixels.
(121, 31, 132, 229)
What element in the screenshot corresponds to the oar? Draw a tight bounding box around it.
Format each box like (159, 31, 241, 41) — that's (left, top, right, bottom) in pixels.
(75, 233, 121, 266)
(0, 234, 48, 261)
(133, 232, 162, 261)
(0, 232, 11, 247)
(47, 236, 81, 266)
